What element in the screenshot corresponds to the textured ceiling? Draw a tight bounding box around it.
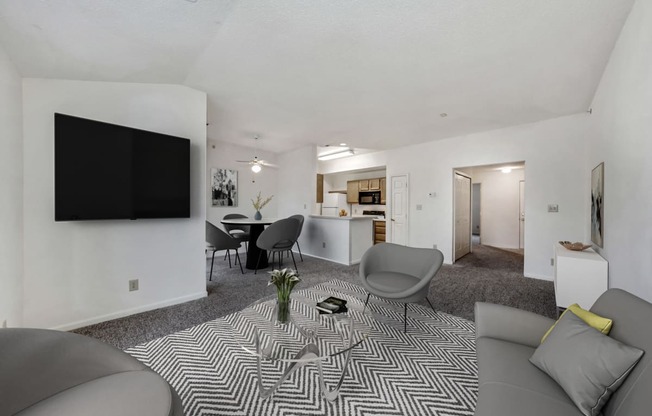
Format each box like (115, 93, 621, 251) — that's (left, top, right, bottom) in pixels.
(0, 0, 636, 153)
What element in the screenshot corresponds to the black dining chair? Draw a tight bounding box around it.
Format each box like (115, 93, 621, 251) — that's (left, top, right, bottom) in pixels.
(254, 217, 301, 274)
(288, 214, 305, 262)
(222, 213, 251, 253)
(206, 221, 244, 279)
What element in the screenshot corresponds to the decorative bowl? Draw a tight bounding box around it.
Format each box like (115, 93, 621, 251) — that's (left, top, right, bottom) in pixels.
(559, 241, 592, 251)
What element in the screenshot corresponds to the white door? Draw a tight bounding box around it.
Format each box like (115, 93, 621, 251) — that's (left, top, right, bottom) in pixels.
(454, 172, 471, 261)
(519, 180, 525, 250)
(390, 175, 408, 245)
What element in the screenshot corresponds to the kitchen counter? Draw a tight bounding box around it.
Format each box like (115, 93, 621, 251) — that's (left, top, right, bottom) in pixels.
(302, 216, 374, 265)
(372, 218, 386, 222)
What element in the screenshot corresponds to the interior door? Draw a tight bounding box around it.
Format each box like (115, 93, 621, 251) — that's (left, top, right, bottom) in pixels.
(454, 172, 471, 261)
(390, 175, 408, 245)
(519, 180, 525, 250)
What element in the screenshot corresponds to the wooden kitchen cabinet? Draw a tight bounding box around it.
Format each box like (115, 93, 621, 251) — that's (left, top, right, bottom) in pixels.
(369, 178, 380, 190)
(316, 174, 324, 203)
(374, 221, 386, 244)
(358, 179, 369, 191)
(380, 178, 386, 204)
(346, 181, 359, 203)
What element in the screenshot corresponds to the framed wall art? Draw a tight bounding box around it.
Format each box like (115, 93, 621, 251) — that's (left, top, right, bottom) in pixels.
(211, 168, 238, 207)
(591, 162, 604, 247)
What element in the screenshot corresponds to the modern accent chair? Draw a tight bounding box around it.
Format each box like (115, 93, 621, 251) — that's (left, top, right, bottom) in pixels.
(0, 328, 184, 416)
(255, 217, 301, 274)
(288, 214, 305, 261)
(206, 221, 244, 279)
(359, 243, 444, 332)
(222, 213, 251, 252)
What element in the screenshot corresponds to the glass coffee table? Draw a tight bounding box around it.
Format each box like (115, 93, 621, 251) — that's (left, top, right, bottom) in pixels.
(228, 291, 372, 401)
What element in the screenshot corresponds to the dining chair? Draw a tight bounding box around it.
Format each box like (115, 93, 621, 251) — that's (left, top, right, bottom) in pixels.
(206, 221, 244, 279)
(254, 217, 301, 274)
(222, 213, 251, 252)
(288, 214, 305, 261)
(359, 243, 444, 332)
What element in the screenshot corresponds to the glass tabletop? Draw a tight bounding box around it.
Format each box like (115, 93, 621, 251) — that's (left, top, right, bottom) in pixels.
(228, 291, 372, 363)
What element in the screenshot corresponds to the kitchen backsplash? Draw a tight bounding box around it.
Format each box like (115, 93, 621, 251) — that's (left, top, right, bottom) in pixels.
(352, 204, 385, 215)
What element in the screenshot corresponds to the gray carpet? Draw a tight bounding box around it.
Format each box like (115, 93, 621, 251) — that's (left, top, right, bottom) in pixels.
(74, 244, 555, 350)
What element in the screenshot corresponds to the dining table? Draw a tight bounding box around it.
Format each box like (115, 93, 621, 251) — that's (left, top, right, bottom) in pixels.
(220, 217, 279, 270)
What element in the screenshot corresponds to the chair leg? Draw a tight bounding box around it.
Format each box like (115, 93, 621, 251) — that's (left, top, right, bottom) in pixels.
(289, 250, 298, 274)
(404, 303, 408, 333)
(236, 251, 244, 274)
(209, 250, 216, 281)
(425, 297, 436, 314)
(363, 293, 371, 313)
(296, 241, 304, 262)
(227, 249, 232, 268)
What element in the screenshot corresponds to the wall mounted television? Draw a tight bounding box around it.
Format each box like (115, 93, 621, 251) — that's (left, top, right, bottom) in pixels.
(55, 113, 191, 221)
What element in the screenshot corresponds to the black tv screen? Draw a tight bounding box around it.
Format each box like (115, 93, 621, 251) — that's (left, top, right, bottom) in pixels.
(55, 113, 190, 221)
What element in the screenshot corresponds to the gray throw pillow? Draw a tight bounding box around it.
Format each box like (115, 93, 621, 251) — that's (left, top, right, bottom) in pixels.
(529, 310, 644, 416)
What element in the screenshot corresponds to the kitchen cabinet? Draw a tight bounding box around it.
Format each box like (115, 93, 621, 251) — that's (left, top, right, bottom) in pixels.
(373, 221, 386, 244)
(369, 178, 380, 190)
(380, 178, 386, 204)
(346, 181, 359, 203)
(554, 243, 608, 313)
(358, 179, 369, 191)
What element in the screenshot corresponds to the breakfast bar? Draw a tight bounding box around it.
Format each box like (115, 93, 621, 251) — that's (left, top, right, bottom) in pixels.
(301, 216, 375, 265)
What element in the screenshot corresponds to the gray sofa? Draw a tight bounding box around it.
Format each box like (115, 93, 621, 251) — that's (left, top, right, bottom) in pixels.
(474, 288, 651, 416)
(0, 328, 184, 416)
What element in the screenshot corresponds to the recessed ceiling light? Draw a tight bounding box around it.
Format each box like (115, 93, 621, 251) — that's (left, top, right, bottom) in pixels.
(440, 113, 448, 117)
(339, 142, 347, 146)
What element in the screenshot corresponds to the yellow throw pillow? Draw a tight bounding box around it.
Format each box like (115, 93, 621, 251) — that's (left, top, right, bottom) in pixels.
(541, 303, 613, 343)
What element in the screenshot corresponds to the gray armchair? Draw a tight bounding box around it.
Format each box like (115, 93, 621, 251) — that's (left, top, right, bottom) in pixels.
(288, 214, 305, 261)
(359, 243, 444, 332)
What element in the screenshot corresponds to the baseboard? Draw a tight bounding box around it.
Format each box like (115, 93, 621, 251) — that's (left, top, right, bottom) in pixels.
(524, 272, 553, 281)
(50, 291, 208, 331)
(301, 252, 351, 266)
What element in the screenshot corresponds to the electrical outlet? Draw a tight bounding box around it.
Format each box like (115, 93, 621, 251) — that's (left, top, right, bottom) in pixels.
(550, 258, 554, 266)
(433, 244, 437, 249)
(304, 204, 307, 209)
(416, 204, 423, 211)
(2, 319, 7, 328)
(322, 242, 326, 248)
(129, 279, 139, 292)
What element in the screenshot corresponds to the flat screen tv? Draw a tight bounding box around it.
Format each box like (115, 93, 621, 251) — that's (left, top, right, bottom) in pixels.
(55, 113, 191, 221)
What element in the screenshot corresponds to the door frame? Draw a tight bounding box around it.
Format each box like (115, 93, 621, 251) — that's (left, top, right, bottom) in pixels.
(519, 179, 525, 250)
(389, 173, 409, 245)
(452, 170, 472, 263)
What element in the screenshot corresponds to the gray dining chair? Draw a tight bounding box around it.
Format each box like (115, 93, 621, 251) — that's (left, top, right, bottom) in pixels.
(254, 217, 301, 274)
(288, 214, 305, 261)
(206, 221, 244, 279)
(222, 213, 251, 252)
(359, 243, 444, 332)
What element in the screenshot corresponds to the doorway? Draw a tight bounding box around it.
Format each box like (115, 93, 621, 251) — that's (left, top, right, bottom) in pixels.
(472, 183, 481, 245)
(390, 174, 409, 245)
(453, 172, 472, 261)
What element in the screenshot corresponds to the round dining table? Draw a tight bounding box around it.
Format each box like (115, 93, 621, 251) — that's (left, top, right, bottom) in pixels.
(220, 217, 279, 270)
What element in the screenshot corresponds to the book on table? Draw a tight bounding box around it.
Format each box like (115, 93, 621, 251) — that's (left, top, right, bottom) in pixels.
(316, 296, 348, 314)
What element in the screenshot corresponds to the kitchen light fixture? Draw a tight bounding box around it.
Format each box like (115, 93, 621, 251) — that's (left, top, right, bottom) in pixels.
(339, 142, 347, 146)
(318, 148, 354, 161)
(251, 164, 262, 173)
(501, 167, 512, 173)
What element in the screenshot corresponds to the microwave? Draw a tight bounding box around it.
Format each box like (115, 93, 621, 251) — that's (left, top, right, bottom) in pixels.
(359, 191, 381, 204)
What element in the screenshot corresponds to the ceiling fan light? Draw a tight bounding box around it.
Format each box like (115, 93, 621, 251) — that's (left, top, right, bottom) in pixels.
(251, 164, 262, 173)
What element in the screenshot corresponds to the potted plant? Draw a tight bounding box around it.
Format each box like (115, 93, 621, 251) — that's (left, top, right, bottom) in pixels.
(268, 268, 300, 323)
(251, 191, 273, 220)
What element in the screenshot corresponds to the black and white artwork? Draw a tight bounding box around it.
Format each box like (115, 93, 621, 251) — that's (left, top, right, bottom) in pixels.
(211, 168, 238, 207)
(591, 162, 604, 247)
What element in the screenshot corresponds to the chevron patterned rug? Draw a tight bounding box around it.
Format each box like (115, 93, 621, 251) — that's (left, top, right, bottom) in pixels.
(126, 280, 478, 415)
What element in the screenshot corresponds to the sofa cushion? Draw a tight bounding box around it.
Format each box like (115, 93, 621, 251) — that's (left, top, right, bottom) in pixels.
(366, 271, 420, 293)
(476, 382, 583, 416)
(477, 337, 573, 401)
(530, 310, 644, 416)
(541, 303, 613, 343)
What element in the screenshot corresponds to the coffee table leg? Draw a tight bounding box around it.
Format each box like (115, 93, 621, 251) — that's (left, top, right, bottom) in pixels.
(316, 345, 354, 402)
(255, 334, 319, 398)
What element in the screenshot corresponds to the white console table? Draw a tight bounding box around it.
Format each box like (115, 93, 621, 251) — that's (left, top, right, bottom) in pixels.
(554, 243, 608, 312)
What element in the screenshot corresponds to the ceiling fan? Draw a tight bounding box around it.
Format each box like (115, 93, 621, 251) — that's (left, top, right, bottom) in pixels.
(236, 137, 278, 173)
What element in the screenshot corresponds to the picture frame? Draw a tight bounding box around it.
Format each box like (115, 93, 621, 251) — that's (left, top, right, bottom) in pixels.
(211, 168, 238, 207)
(591, 162, 604, 247)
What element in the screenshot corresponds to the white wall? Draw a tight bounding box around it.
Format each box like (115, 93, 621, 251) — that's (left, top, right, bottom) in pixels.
(320, 114, 589, 280)
(587, 0, 652, 302)
(206, 140, 278, 226)
(22, 79, 207, 330)
(0, 45, 24, 327)
(463, 168, 525, 249)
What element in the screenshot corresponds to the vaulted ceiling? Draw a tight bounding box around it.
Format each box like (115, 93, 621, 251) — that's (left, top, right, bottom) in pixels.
(0, 0, 635, 153)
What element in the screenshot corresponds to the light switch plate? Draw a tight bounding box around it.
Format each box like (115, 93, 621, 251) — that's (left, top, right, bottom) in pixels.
(548, 204, 559, 213)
